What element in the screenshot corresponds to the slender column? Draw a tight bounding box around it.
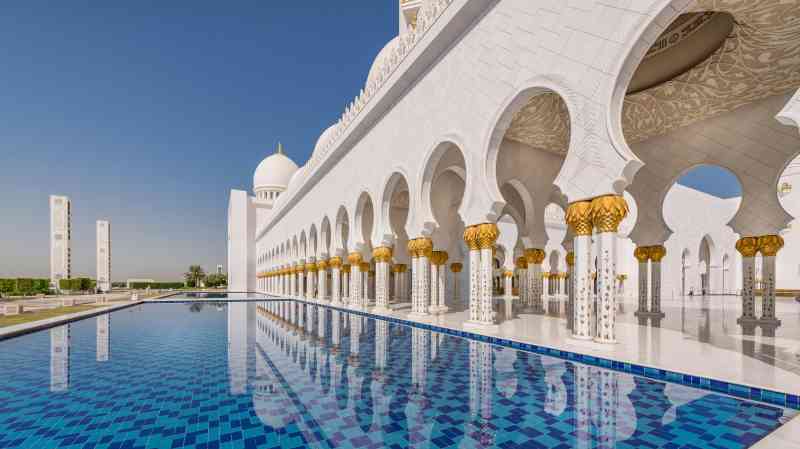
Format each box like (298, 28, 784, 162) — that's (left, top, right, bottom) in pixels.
(758, 235, 783, 324)
(634, 247, 649, 315)
(464, 223, 499, 326)
(330, 257, 342, 305)
(648, 246, 666, 317)
(503, 271, 513, 298)
(450, 263, 462, 305)
(437, 254, 448, 312)
(373, 247, 392, 312)
(525, 249, 546, 313)
(419, 238, 433, 315)
(516, 257, 527, 301)
(360, 262, 371, 306)
(317, 259, 328, 301)
(408, 240, 419, 313)
(342, 265, 351, 304)
(392, 265, 402, 303)
(566, 201, 594, 340)
(566, 252, 575, 330)
(305, 261, 318, 300)
(347, 252, 363, 309)
(429, 252, 439, 313)
(591, 195, 628, 344)
(297, 263, 305, 298)
(463, 226, 482, 324)
(736, 237, 759, 324)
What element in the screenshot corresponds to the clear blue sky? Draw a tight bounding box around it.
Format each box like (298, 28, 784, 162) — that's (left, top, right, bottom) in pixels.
(0, 3, 740, 281)
(0, 2, 395, 281)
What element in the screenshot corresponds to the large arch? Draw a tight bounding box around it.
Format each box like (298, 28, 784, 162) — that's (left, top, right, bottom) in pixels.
(308, 224, 318, 260)
(353, 191, 376, 256)
(379, 171, 412, 262)
(334, 205, 350, 256)
(416, 140, 470, 237)
(299, 231, 307, 261)
(320, 216, 332, 258)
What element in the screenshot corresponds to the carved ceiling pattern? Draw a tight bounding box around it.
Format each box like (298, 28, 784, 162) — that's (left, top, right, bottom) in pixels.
(504, 1, 800, 152)
(504, 93, 570, 154)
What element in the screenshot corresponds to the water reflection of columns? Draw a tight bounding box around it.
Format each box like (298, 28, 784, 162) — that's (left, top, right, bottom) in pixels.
(96, 314, 110, 362)
(375, 320, 388, 372)
(411, 328, 429, 395)
(50, 324, 70, 392)
(331, 310, 341, 350)
(228, 302, 251, 395)
(467, 341, 494, 446)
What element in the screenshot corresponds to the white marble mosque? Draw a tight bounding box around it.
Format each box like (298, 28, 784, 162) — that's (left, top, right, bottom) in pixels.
(227, 0, 800, 376)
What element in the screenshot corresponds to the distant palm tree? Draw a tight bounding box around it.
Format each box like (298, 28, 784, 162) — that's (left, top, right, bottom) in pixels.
(184, 265, 206, 287)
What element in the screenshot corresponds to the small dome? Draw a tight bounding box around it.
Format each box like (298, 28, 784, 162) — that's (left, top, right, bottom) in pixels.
(366, 37, 400, 88)
(312, 124, 339, 160)
(254, 143, 299, 192)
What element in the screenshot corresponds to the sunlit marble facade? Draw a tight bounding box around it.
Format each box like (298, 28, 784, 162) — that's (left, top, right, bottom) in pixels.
(228, 0, 800, 345)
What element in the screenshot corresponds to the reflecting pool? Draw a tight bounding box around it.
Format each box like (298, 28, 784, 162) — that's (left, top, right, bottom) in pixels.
(0, 301, 793, 448)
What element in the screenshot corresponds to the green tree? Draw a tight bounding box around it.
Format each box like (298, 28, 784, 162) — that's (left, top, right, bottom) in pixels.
(184, 265, 206, 288)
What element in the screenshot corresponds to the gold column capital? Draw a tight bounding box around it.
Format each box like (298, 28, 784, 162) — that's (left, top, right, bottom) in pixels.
(342, 264, 351, 273)
(450, 262, 463, 273)
(524, 248, 545, 264)
(515, 257, 528, 270)
(735, 237, 759, 257)
(648, 245, 666, 262)
(373, 246, 393, 263)
(305, 262, 318, 272)
(565, 200, 593, 236)
(758, 235, 784, 256)
(416, 237, 433, 258)
(317, 259, 329, 271)
(634, 247, 650, 263)
(347, 252, 363, 265)
(503, 270, 514, 278)
(591, 194, 628, 233)
(431, 250, 449, 266)
(462, 226, 480, 250)
(407, 239, 418, 257)
(359, 262, 370, 272)
(566, 251, 574, 267)
(329, 256, 342, 269)
(475, 223, 499, 250)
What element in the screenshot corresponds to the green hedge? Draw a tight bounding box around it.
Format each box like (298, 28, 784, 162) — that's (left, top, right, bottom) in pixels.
(130, 282, 184, 290)
(0, 278, 51, 295)
(58, 278, 95, 292)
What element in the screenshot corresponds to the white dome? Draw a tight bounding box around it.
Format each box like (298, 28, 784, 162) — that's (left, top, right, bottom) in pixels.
(253, 144, 299, 192)
(312, 124, 339, 160)
(366, 37, 400, 88)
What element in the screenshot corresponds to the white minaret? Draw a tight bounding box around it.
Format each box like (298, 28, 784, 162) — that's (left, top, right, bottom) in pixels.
(50, 195, 71, 289)
(96, 220, 111, 292)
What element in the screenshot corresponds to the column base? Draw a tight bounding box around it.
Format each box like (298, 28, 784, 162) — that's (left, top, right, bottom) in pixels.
(463, 320, 499, 331)
(634, 311, 665, 319)
(570, 333, 594, 341)
(758, 318, 781, 327)
(429, 305, 449, 314)
(737, 316, 759, 326)
(592, 337, 617, 345)
(372, 306, 391, 315)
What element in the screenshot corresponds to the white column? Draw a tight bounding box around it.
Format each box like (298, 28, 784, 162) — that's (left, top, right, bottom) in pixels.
(331, 257, 342, 305)
(409, 241, 420, 313)
(504, 272, 513, 298)
(429, 256, 439, 313)
(418, 253, 431, 315)
(298, 267, 305, 298)
(393, 266, 402, 303)
(634, 247, 649, 315)
(318, 259, 328, 301)
(437, 263, 447, 312)
(451, 263, 462, 306)
(649, 246, 666, 317)
(758, 235, 783, 324)
(466, 235, 482, 324)
(374, 247, 391, 312)
(736, 237, 758, 323)
(591, 195, 627, 344)
(342, 268, 350, 304)
(566, 201, 594, 340)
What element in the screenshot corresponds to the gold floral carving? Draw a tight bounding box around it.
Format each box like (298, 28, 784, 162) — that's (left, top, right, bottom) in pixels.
(566, 252, 574, 267)
(463, 226, 480, 250)
(317, 259, 328, 271)
(565, 201, 593, 236)
(503, 270, 514, 278)
(450, 263, 463, 273)
(648, 245, 667, 262)
(634, 247, 651, 262)
(475, 223, 499, 250)
(347, 252, 363, 265)
(305, 262, 318, 273)
(416, 237, 433, 258)
(758, 235, 784, 256)
(342, 264, 351, 273)
(359, 262, 370, 272)
(524, 248, 545, 265)
(328, 257, 342, 269)
(735, 237, 759, 257)
(591, 195, 628, 233)
(373, 246, 393, 263)
(515, 257, 528, 269)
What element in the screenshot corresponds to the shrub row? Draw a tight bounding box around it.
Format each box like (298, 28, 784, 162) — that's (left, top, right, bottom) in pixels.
(0, 278, 51, 295)
(58, 278, 96, 292)
(129, 282, 184, 290)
